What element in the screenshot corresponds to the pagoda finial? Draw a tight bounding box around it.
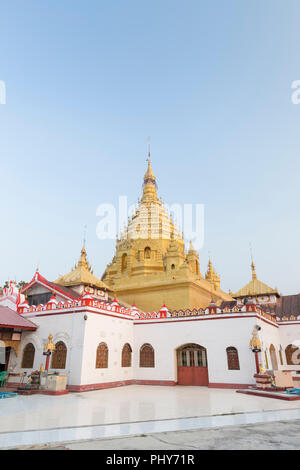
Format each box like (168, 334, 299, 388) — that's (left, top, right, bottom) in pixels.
(83, 224, 87, 248)
(142, 138, 158, 202)
(251, 260, 257, 280)
(249, 242, 257, 280)
(79, 244, 89, 269)
(188, 240, 195, 252)
(148, 135, 151, 161)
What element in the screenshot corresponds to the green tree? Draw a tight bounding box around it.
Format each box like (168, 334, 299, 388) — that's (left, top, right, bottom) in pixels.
(2, 280, 27, 290)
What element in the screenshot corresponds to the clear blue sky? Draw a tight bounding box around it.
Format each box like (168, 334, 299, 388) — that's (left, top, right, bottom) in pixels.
(0, 0, 300, 295)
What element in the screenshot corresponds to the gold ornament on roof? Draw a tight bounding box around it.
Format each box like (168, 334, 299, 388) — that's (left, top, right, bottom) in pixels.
(251, 261, 257, 280)
(205, 258, 220, 289)
(233, 260, 278, 298)
(55, 246, 110, 290)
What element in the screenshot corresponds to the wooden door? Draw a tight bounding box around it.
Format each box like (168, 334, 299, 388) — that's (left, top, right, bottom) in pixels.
(177, 344, 208, 386)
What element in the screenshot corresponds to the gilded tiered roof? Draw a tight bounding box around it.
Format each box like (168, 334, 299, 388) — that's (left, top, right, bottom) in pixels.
(119, 152, 182, 243)
(101, 151, 232, 311)
(233, 261, 278, 298)
(56, 246, 110, 290)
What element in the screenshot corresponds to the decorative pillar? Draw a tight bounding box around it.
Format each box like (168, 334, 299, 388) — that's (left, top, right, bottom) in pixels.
(250, 326, 262, 374)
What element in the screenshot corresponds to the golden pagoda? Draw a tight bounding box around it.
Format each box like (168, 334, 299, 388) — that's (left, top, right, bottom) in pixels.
(233, 261, 279, 299)
(102, 153, 232, 312)
(56, 246, 110, 295)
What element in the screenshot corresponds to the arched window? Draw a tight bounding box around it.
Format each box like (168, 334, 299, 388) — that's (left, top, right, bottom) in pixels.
(139, 343, 155, 368)
(121, 254, 127, 273)
(265, 350, 269, 369)
(51, 341, 67, 369)
(144, 247, 151, 259)
(177, 344, 207, 368)
(21, 343, 35, 368)
(279, 347, 284, 365)
(226, 347, 240, 370)
(171, 264, 175, 270)
(285, 344, 300, 365)
(269, 344, 278, 370)
(121, 343, 132, 367)
(96, 342, 108, 368)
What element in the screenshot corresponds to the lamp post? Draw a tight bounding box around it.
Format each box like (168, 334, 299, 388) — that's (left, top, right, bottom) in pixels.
(43, 333, 56, 372)
(250, 325, 262, 374)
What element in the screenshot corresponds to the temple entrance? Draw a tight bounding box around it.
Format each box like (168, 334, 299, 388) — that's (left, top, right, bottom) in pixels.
(177, 344, 208, 386)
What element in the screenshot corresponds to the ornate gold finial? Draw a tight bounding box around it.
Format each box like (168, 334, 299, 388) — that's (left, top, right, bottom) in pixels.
(251, 260, 257, 280)
(188, 240, 195, 252)
(142, 138, 158, 203)
(44, 333, 56, 352)
(249, 242, 257, 280)
(78, 245, 89, 269)
(250, 327, 262, 350)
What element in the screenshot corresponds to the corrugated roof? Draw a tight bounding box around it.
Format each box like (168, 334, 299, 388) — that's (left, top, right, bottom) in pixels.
(233, 278, 279, 298)
(263, 294, 300, 317)
(0, 306, 37, 330)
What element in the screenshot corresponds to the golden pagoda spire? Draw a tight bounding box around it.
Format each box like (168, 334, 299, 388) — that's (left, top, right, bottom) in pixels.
(55, 245, 110, 290)
(251, 260, 257, 280)
(249, 242, 257, 280)
(78, 245, 89, 269)
(141, 138, 158, 203)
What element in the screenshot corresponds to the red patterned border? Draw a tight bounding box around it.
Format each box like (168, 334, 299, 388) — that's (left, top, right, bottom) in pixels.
(237, 390, 300, 401)
(208, 383, 253, 389)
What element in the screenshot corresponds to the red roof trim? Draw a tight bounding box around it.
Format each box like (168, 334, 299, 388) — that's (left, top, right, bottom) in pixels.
(0, 323, 36, 331)
(134, 314, 278, 328)
(22, 308, 134, 322)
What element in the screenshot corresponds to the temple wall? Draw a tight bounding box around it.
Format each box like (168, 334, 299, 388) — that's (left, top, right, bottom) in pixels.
(133, 316, 262, 386)
(79, 312, 134, 388)
(9, 312, 86, 386)
(255, 316, 281, 371)
(115, 281, 227, 313)
(115, 285, 191, 313)
(12, 308, 300, 390)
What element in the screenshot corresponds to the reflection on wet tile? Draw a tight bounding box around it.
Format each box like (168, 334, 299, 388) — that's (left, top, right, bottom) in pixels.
(1, 385, 300, 443)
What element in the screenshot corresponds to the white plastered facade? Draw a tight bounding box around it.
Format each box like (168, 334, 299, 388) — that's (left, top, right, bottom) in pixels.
(8, 304, 300, 390)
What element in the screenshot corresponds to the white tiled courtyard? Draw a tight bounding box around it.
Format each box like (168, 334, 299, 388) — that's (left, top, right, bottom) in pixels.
(1, 385, 300, 448)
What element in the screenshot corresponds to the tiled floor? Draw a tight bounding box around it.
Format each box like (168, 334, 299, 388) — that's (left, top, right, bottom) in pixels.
(1, 385, 300, 448)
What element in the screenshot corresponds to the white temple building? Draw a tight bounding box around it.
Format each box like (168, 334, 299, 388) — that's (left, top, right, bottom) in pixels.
(1, 247, 300, 393)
